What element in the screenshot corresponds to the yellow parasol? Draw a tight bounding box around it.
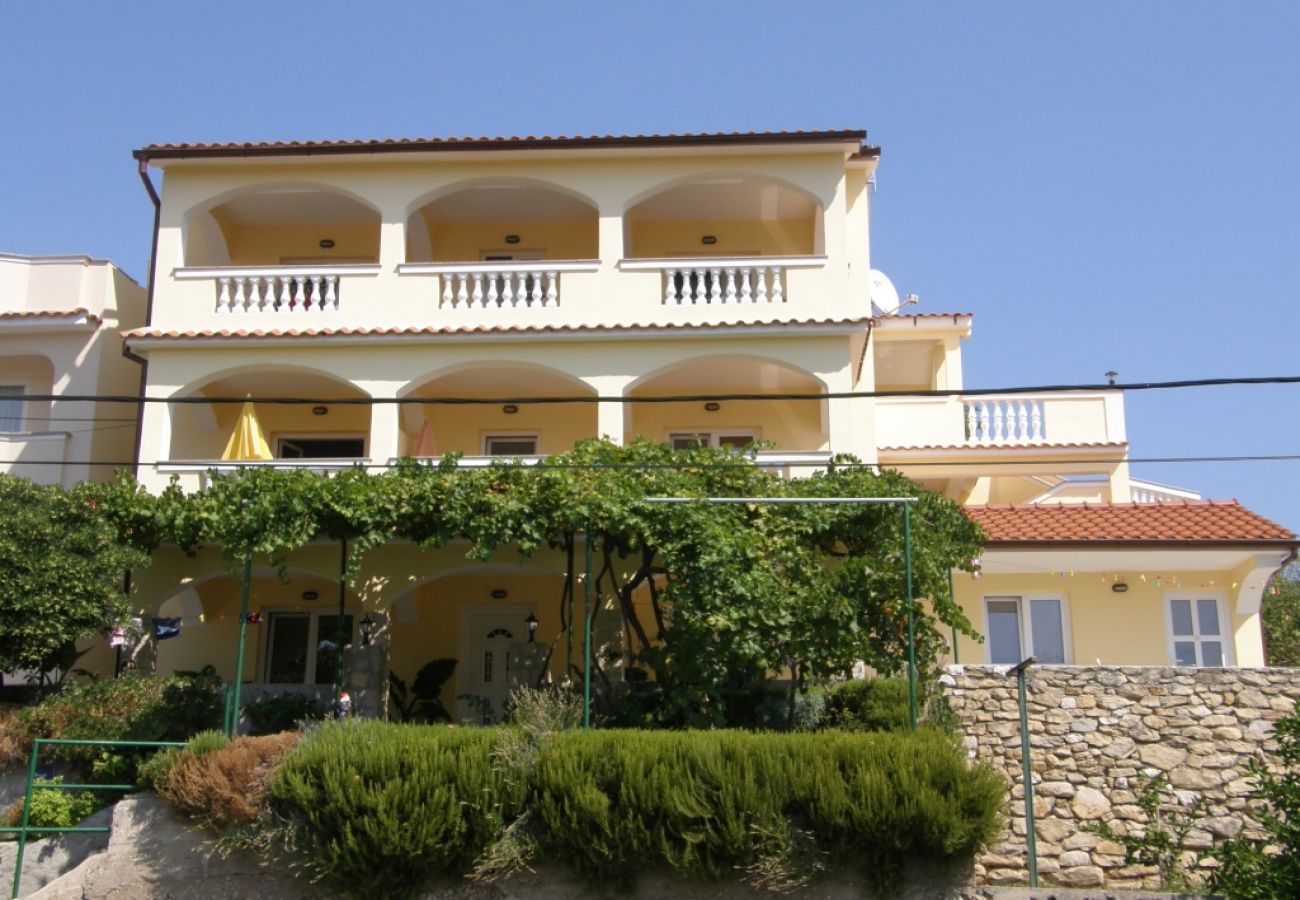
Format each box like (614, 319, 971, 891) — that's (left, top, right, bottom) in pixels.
(414, 418, 438, 457)
(221, 400, 273, 461)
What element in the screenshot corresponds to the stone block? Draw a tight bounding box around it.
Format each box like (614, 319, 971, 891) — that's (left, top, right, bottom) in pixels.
(1137, 743, 1186, 770)
(1058, 849, 1092, 867)
(1070, 786, 1110, 820)
(1169, 766, 1222, 790)
(1054, 865, 1104, 886)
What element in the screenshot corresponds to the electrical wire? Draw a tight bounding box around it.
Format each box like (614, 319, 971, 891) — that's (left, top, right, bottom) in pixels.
(9, 374, 1300, 406)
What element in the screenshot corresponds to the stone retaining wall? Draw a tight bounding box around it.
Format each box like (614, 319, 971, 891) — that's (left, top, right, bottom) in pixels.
(944, 664, 1300, 890)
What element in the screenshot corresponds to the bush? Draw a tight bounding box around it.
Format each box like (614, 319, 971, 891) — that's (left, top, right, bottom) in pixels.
(1208, 707, 1300, 899)
(155, 732, 298, 830)
(18, 673, 223, 781)
(2, 777, 101, 833)
(0, 704, 31, 771)
(242, 693, 326, 736)
(270, 721, 523, 898)
(265, 722, 1002, 897)
(823, 677, 911, 732)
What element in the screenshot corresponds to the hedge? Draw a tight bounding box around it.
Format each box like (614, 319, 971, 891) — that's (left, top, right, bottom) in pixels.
(269, 722, 1003, 897)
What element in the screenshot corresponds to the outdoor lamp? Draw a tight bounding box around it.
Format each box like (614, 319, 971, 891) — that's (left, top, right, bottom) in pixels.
(360, 615, 375, 646)
(525, 612, 539, 643)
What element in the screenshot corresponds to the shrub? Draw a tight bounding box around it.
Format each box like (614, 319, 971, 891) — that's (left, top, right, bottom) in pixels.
(242, 693, 325, 736)
(18, 673, 222, 781)
(0, 704, 31, 771)
(532, 728, 1003, 888)
(156, 732, 298, 830)
(1208, 707, 1300, 899)
(2, 777, 101, 832)
(270, 721, 524, 897)
(823, 677, 911, 732)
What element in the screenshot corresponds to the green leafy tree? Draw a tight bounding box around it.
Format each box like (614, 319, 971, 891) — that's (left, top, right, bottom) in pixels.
(0, 476, 149, 680)
(1262, 564, 1300, 667)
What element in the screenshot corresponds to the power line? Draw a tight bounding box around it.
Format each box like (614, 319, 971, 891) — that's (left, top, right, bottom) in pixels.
(11, 374, 1300, 406)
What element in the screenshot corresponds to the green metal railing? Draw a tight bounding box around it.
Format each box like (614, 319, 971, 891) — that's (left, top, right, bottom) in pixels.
(0, 738, 185, 899)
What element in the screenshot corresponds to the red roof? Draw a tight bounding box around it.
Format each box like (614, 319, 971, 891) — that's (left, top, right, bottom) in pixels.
(0, 308, 100, 324)
(135, 129, 875, 161)
(966, 501, 1296, 546)
(123, 316, 871, 343)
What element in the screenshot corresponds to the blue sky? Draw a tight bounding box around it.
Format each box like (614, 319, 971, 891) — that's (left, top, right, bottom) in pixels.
(3, 1, 1297, 529)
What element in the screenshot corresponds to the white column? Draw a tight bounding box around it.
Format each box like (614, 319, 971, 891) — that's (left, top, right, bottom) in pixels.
(136, 389, 174, 493)
(583, 374, 634, 446)
(824, 360, 874, 463)
(358, 384, 402, 471)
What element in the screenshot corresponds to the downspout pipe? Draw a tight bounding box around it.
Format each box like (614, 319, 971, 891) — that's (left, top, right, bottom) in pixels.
(126, 156, 162, 476)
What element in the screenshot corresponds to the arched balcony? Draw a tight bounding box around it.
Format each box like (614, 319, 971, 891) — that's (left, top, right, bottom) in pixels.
(399, 362, 598, 461)
(626, 355, 830, 475)
(176, 184, 383, 315)
(400, 182, 600, 313)
(161, 367, 372, 484)
(620, 175, 826, 308)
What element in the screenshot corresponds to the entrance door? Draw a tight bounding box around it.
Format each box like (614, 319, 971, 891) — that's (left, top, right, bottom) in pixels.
(462, 608, 530, 724)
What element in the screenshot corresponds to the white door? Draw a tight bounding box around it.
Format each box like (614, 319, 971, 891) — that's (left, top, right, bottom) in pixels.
(462, 609, 528, 723)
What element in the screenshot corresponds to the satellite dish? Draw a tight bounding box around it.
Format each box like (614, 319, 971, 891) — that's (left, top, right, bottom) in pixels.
(869, 269, 900, 316)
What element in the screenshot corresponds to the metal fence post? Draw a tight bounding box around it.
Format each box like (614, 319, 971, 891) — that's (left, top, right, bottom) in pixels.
(1008, 656, 1038, 887)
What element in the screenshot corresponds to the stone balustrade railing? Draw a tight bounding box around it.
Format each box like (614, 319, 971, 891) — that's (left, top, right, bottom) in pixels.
(175, 265, 382, 314)
(396, 261, 599, 310)
(963, 397, 1047, 444)
(619, 256, 825, 306)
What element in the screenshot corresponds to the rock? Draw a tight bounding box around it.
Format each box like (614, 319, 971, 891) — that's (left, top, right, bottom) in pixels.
(1070, 786, 1110, 820)
(1169, 766, 1222, 790)
(1036, 781, 1075, 798)
(1053, 865, 1105, 886)
(1138, 743, 1187, 770)
(1062, 832, 1099, 851)
(1058, 849, 1092, 867)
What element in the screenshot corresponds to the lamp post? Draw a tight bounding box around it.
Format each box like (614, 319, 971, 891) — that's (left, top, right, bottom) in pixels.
(525, 612, 539, 643)
(360, 615, 374, 647)
(1008, 656, 1039, 888)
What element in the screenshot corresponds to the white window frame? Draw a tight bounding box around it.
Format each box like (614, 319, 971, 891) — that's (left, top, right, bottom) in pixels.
(482, 432, 540, 456)
(1164, 592, 1233, 667)
(982, 594, 1072, 665)
(0, 384, 28, 433)
(666, 429, 760, 450)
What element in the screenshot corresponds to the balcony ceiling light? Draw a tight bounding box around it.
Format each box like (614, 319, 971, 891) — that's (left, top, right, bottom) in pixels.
(319, 239, 335, 249)
(504, 234, 521, 244)
(701, 235, 717, 245)
(502, 404, 519, 414)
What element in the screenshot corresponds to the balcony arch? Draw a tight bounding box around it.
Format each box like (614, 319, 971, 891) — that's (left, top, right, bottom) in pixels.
(398, 361, 597, 458)
(623, 173, 824, 259)
(181, 182, 382, 267)
(167, 365, 372, 462)
(405, 178, 599, 263)
(626, 354, 828, 452)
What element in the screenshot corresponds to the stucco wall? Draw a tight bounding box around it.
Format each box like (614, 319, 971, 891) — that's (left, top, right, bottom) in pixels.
(944, 664, 1300, 889)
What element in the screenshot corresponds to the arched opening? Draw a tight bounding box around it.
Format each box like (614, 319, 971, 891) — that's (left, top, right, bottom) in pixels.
(148, 568, 362, 690)
(387, 565, 567, 723)
(399, 362, 596, 458)
(183, 184, 381, 267)
(626, 355, 827, 452)
(168, 367, 371, 461)
(406, 181, 598, 263)
(624, 175, 821, 259)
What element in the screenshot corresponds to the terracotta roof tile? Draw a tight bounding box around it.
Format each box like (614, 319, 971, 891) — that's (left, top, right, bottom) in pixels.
(136, 130, 874, 160)
(966, 501, 1296, 545)
(0, 308, 100, 324)
(123, 316, 871, 342)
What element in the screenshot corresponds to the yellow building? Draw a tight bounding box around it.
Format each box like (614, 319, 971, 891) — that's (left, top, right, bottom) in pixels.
(117, 130, 1295, 718)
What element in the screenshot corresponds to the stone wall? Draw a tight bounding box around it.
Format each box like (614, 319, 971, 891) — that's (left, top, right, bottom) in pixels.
(944, 664, 1300, 890)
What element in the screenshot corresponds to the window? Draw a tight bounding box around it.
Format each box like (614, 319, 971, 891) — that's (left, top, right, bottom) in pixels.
(0, 386, 24, 432)
(668, 431, 757, 451)
(984, 596, 1068, 665)
(277, 437, 366, 459)
(1167, 595, 1228, 666)
(484, 434, 538, 456)
(265, 612, 355, 684)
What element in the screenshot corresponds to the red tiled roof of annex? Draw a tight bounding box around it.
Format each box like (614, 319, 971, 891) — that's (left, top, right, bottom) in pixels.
(966, 501, 1296, 545)
(0, 308, 100, 324)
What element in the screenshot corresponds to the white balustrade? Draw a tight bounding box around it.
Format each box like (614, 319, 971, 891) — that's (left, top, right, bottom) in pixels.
(963, 397, 1046, 444)
(442, 268, 560, 310)
(659, 264, 785, 306)
(176, 265, 379, 314)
